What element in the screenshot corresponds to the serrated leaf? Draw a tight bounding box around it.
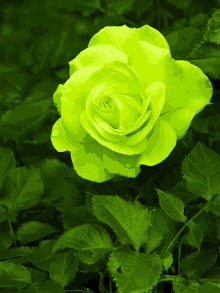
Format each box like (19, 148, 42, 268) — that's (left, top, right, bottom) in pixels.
(166, 0, 192, 10)
(106, 0, 134, 16)
(184, 220, 203, 250)
(91, 195, 152, 252)
(189, 13, 209, 29)
(0, 98, 53, 143)
(47, 0, 101, 12)
(1, 167, 44, 212)
(134, 0, 154, 17)
(162, 252, 173, 272)
(206, 194, 220, 217)
(26, 239, 57, 272)
(16, 221, 57, 245)
(0, 246, 32, 261)
(187, 39, 220, 81)
(151, 207, 179, 241)
(203, 8, 220, 44)
(191, 102, 220, 141)
(180, 247, 217, 279)
(200, 267, 220, 284)
(155, 188, 187, 223)
(166, 179, 199, 205)
(172, 278, 201, 293)
(182, 141, 220, 201)
(52, 223, 114, 265)
(0, 205, 7, 223)
(50, 250, 77, 287)
(29, 279, 66, 293)
(0, 147, 16, 189)
(0, 262, 31, 289)
(200, 282, 220, 292)
(165, 27, 203, 60)
(145, 225, 163, 254)
(107, 245, 162, 293)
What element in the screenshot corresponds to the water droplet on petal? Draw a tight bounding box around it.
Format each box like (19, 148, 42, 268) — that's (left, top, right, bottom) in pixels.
(52, 128, 60, 137)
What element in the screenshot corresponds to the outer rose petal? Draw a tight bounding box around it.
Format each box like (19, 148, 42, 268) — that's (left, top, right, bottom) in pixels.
(138, 119, 177, 166)
(103, 148, 141, 178)
(53, 84, 63, 116)
(131, 40, 171, 89)
(69, 141, 115, 183)
(88, 25, 169, 61)
(69, 44, 128, 75)
(61, 65, 101, 143)
(51, 117, 70, 152)
(160, 60, 213, 139)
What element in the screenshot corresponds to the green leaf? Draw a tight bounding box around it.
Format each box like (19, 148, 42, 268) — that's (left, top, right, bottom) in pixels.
(1, 167, 44, 213)
(165, 179, 199, 205)
(52, 223, 114, 265)
(189, 13, 209, 29)
(0, 147, 16, 190)
(145, 225, 164, 254)
(28, 279, 66, 292)
(16, 221, 57, 245)
(166, 0, 192, 10)
(134, 0, 154, 18)
(180, 247, 217, 279)
(161, 252, 173, 273)
(151, 207, 179, 242)
(165, 27, 203, 60)
(0, 205, 7, 223)
(0, 262, 31, 289)
(172, 278, 201, 293)
(191, 102, 220, 141)
(200, 267, 220, 285)
(181, 141, 220, 201)
(206, 194, 220, 217)
(155, 188, 187, 223)
(105, 0, 134, 16)
(107, 245, 162, 293)
(27, 239, 58, 272)
(184, 220, 204, 250)
(91, 195, 152, 252)
(0, 98, 53, 144)
(47, 0, 101, 13)
(187, 40, 220, 81)
(50, 250, 77, 287)
(203, 8, 220, 45)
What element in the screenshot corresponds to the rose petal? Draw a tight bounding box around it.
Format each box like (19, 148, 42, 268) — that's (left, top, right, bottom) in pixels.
(126, 81, 166, 145)
(160, 60, 213, 139)
(53, 84, 63, 116)
(69, 141, 115, 183)
(88, 25, 138, 59)
(61, 65, 100, 142)
(103, 147, 141, 178)
(51, 117, 70, 152)
(80, 110, 148, 155)
(138, 119, 177, 166)
(88, 24, 169, 62)
(85, 60, 148, 136)
(69, 44, 128, 76)
(131, 41, 171, 89)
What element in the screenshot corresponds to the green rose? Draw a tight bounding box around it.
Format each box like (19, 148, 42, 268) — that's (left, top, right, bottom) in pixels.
(51, 24, 213, 183)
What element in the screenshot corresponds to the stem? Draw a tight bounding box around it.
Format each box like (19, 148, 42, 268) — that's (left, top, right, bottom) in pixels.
(158, 275, 184, 284)
(8, 218, 17, 248)
(178, 238, 184, 275)
(161, 202, 209, 258)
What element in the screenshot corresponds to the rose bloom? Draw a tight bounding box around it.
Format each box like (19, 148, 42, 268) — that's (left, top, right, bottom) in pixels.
(51, 25, 213, 182)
